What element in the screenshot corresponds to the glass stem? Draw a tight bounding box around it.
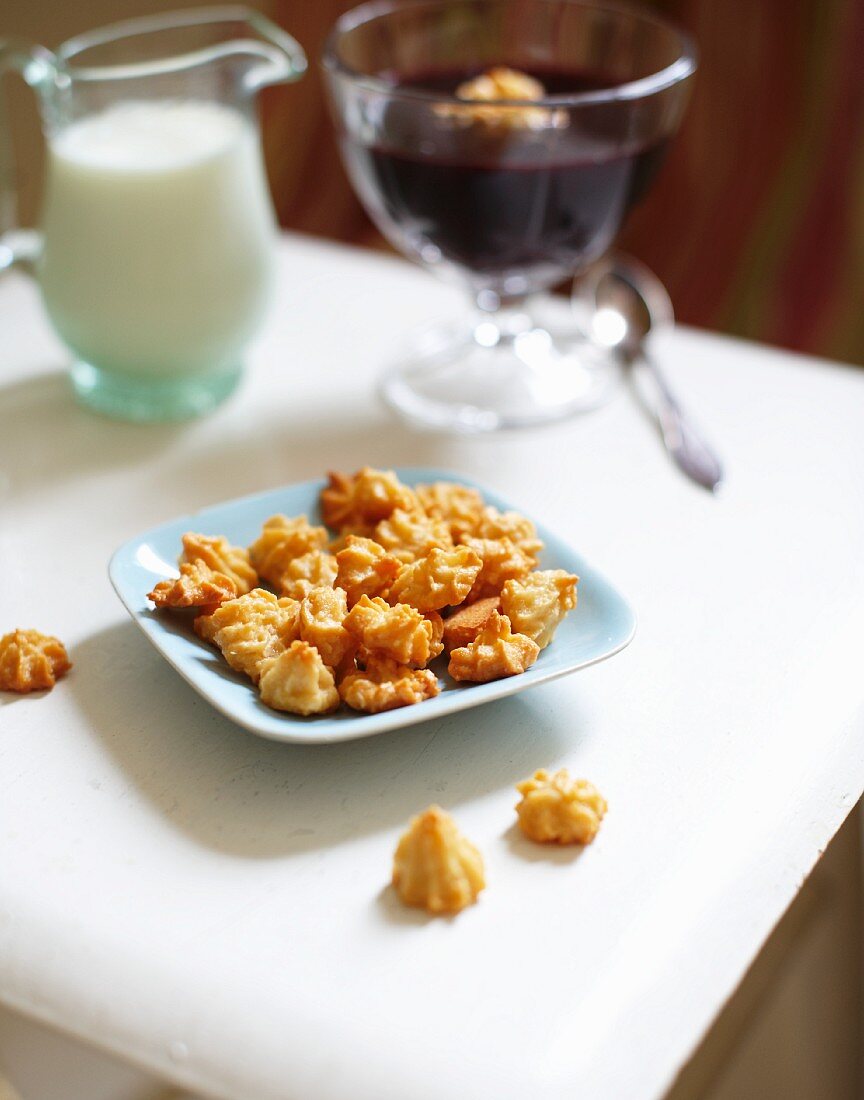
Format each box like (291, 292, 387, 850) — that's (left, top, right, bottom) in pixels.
(471, 289, 536, 348)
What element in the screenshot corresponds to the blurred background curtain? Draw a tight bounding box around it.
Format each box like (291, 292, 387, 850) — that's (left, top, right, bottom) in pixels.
(5, 0, 864, 365)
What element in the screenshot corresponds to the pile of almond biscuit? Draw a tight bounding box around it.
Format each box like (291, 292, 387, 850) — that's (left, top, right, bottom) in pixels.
(148, 467, 579, 717)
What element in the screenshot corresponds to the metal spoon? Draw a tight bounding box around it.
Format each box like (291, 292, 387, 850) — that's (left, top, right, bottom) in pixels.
(573, 255, 724, 492)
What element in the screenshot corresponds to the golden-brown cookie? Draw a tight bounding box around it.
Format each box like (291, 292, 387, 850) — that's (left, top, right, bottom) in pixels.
(500, 570, 578, 649)
(434, 67, 566, 131)
(206, 589, 301, 683)
(373, 507, 453, 564)
(276, 549, 338, 601)
(258, 640, 339, 715)
(0, 629, 71, 693)
(180, 533, 257, 595)
(515, 769, 607, 844)
(298, 586, 354, 669)
(343, 595, 436, 667)
(414, 481, 485, 540)
(448, 611, 539, 682)
(334, 535, 401, 606)
(321, 467, 418, 530)
(476, 507, 544, 565)
(392, 805, 485, 914)
(148, 559, 237, 610)
(459, 536, 533, 602)
(339, 655, 439, 713)
(248, 515, 329, 587)
(388, 546, 483, 612)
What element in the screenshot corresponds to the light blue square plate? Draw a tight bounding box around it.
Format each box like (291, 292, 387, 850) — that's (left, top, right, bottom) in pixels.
(109, 469, 636, 744)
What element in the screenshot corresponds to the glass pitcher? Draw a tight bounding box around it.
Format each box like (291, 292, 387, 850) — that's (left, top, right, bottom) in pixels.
(0, 7, 306, 421)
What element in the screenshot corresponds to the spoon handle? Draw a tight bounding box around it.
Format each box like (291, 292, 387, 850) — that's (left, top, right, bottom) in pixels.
(637, 351, 724, 491)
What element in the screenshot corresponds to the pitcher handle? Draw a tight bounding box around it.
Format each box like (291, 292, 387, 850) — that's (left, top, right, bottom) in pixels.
(0, 39, 57, 274)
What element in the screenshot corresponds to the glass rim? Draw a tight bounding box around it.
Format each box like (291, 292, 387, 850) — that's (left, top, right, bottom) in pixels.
(321, 0, 697, 106)
(55, 5, 307, 83)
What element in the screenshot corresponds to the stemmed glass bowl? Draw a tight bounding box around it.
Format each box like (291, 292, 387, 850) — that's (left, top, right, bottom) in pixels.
(323, 0, 695, 431)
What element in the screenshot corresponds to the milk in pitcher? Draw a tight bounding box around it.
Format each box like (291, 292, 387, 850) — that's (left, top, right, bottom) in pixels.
(40, 100, 275, 379)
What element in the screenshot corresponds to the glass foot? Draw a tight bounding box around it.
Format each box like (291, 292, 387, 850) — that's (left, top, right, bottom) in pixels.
(70, 361, 243, 422)
(380, 300, 621, 432)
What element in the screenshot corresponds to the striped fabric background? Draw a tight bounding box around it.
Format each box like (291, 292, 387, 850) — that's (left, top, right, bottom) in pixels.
(622, 0, 864, 365)
(267, 0, 864, 365)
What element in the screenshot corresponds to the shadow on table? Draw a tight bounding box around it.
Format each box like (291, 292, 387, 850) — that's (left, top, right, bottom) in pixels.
(0, 370, 188, 502)
(0, 369, 468, 508)
(0, 693, 30, 709)
(502, 822, 588, 865)
(155, 406, 461, 513)
(68, 620, 584, 861)
(375, 884, 463, 927)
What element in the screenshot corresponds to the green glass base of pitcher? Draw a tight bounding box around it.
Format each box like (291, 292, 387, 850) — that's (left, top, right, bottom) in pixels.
(70, 361, 243, 422)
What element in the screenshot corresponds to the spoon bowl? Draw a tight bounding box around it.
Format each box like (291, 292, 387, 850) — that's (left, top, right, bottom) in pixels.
(573, 255, 724, 492)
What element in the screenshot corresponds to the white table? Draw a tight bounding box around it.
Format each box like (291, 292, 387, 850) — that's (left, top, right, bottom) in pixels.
(2, 235, 863, 1100)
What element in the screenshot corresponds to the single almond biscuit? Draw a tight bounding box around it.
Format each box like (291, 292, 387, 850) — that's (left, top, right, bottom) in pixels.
(448, 611, 539, 682)
(392, 805, 485, 914)
(180, 532, 257, 594)
(459, 535, 533, 602)
(148, 559, 237, 610)
(207, 589, 301, 683)
(515, 769, 607, 844)
(298, 586, 354, 669)
(276, 549, 338, 601)
(343, 595, 435, 668)
(388, 545, 482, 612)
(0, 629, 71, 693)
(374, 507, 453, 564)
(476, 506, 544, 564)
(340, 655, 439, 713)
(258, 640, 339, 715)
(321, 467, 418, 530)
(500, 570, 578, 649)
(434, 67, 566, 131)
(414, 481, 485, 540)
(248, 515, 328, 587)
(335, 535, 401, 606)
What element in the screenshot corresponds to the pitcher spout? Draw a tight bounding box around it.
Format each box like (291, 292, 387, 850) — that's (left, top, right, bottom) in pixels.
(227, 10, 308, 91)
